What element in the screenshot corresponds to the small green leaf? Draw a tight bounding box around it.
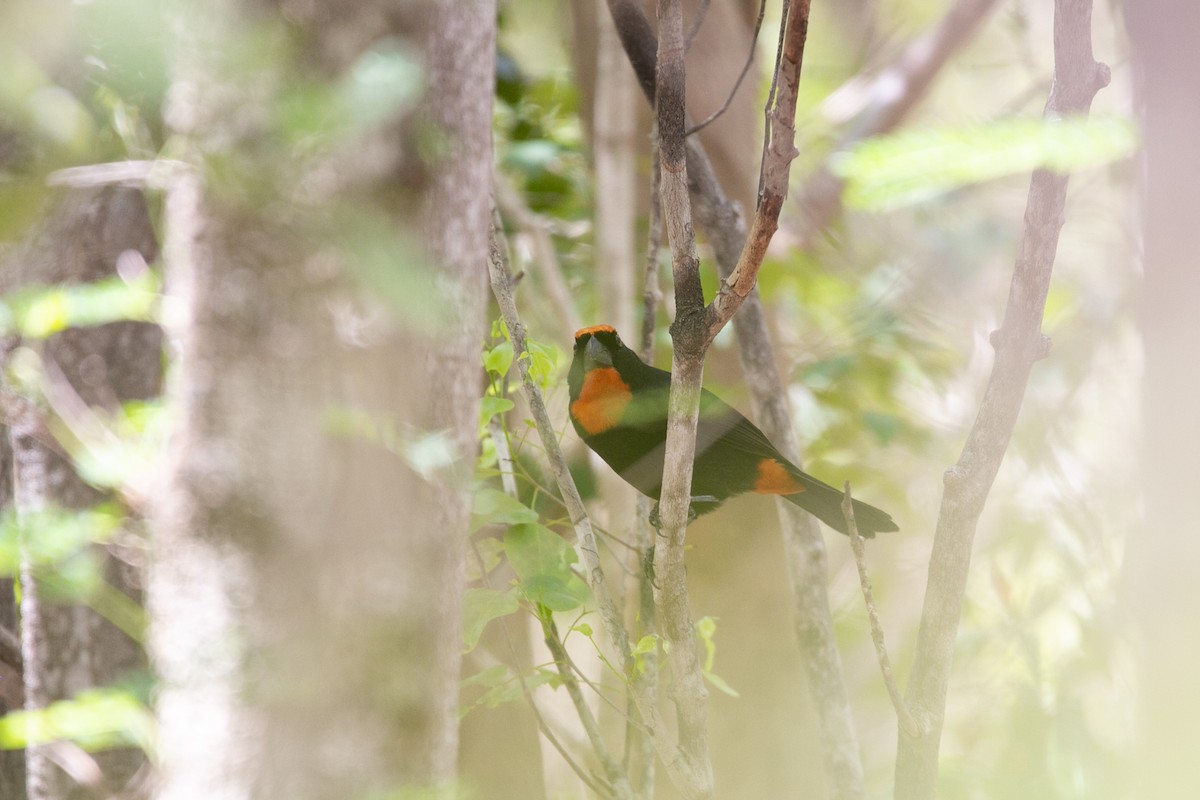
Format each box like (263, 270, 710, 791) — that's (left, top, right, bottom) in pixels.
(471, 488, 538, 532)
(522, 338, 559, 389)
(571, 622, 593, 638)
(461, 587, 520, 653)
(521, 574, 590, 612)
(704, 672, 740, 698)
(631, 634, 659, 657)
(462, 664, 510, 688)
(504, 522, 573, 580)
(483, 341, 514, 376)
(479, 395, 515, 427)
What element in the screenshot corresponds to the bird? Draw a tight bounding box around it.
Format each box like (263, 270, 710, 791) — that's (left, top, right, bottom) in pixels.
(567, 324, 898, 537)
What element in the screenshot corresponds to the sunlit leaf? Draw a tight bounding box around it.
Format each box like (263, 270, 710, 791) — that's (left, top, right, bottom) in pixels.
(834, 116, 1137, 210)
(461, 587, 519, 653)
(0, 688, 155, 755)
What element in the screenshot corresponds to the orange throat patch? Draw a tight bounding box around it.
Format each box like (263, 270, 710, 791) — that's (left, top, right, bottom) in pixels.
(753, 459, 804, 495)
(571, 367, 632, 434)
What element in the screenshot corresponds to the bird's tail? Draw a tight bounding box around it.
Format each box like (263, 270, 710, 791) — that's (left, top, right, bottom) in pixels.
(782, 472, 898, 538)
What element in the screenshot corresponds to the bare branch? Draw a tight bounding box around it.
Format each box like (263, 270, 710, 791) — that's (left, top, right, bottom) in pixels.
(493, 169, 582, 340)
(842, 483, 921, 739)
(685, 0, 767, 138)
(603, 1, 867, 794)
(540, 615, 634, 800)
(895, 2, 1110, 796)
(651, 0, 713, 795)
(706, 0, 809, 338)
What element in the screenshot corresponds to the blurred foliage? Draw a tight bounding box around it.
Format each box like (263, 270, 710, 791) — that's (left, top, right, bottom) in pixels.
(834, 116, 1138, 210)
(0, 687, 155, 756)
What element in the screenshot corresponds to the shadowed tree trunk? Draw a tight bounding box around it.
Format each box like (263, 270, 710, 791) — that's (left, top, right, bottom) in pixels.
(2, 186, 161, 800)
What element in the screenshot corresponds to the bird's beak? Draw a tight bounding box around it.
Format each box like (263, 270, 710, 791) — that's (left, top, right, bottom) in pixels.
(585, 336, 612, 368)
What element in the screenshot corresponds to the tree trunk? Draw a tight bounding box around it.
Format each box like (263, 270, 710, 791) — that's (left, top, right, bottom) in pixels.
(151, 1, 493, 798)
(3, 186, 161, 800)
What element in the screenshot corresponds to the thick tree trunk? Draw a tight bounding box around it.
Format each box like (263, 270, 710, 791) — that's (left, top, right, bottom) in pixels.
(151, 1, 492, 798)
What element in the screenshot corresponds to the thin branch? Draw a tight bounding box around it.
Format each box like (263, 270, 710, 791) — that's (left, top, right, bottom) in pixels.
(639, 137, 663, 359)
(685, 0, 767, 138)
(757, 0, 791, 203)
(895, 1, 1109, 796)
(842, 482, 920, 739)
(468, 541, 606, 798)
(684, 0, 711, 49)
(489, 206, 696, 796)
(652, 0, 713, 795)
(541, 614, 633, 800)
(494, 169, 582, 340)
(707, 0, 809, 334)
(626, 137, 662, 796)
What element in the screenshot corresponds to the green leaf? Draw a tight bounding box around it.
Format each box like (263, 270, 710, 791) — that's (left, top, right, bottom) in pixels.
(0, 688, 155, 755)
(483, 340, 514, 376)
(479, 395, 515, 427)
(462, 664, 510, 688)
(471, 488, 538, 532)
(694, 616, 739, 696)
(522, 337, 558, 389)
(571, 622, 593, 638)
(833, 115, 1138, 210)
(461, 587, 520, 653)
(503, 522, 574, 580)
(504, 522, 589, 611)
(466, 537, 505, 582)
(521, 574, 590, 612)
(704, 671, 741, 698)
(0, 271, 160, 339)
(631, 634, 659, 657)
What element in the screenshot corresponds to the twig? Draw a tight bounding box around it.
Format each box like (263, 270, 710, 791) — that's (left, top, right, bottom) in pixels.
(709, 0, 809, 331)
(541, 614, 633, 800)
(639, 139, 663, 359)
(489, 207, 695, 796)
(757, 0, 791, 203)
(493, 169, 582, 340)
(487, 416, 519, 497)
(894, 1, 1109, 797)
(842, 482, 921, 739)
(684, 0, 711, 49)
(685, 0, 767, 137)
(627, 136, 662, 795)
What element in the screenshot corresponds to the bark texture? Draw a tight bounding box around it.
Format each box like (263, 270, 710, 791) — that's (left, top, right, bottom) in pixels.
(152, 1, 492, 798)
(2, 186, 161, 800)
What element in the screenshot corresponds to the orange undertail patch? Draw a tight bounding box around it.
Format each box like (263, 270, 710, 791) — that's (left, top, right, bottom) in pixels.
(574, 324, 617, 339)
(753, 458, 805, 495)
(570, 367, 632, 434)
